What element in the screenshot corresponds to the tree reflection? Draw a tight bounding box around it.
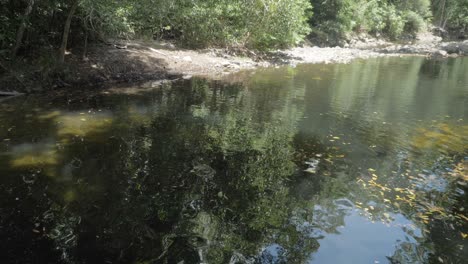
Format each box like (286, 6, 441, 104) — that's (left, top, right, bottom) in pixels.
(1, 57, 467, 264)
(0, 78, 319, 263)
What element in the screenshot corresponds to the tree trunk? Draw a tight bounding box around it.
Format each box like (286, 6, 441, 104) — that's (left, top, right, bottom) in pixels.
(58, 0, 79, 63)
(12, 0, 35, 58)
(82, 20, 89, 59)
(82, 31, 88, 59)
(439, 0, 446, 29)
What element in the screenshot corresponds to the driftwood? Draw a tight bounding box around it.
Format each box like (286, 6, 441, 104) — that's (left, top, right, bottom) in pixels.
(0, 91, 23, 104)
(0, 91, 23, 96)
(0, 95, 22, 103)
(149, 48, 168, 56)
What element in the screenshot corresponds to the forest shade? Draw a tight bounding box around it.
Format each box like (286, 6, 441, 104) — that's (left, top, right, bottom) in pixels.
(0, 0, 467, 58)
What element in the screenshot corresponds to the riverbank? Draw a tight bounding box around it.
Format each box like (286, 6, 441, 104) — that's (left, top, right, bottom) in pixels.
(1, 38, 467, 94)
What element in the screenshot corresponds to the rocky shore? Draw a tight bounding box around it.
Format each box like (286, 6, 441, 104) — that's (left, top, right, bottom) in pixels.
(1, 37, 467, 94)
(375, 40, 468, 57)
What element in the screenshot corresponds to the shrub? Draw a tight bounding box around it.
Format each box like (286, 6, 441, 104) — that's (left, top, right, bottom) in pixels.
(243, 0, 312, 49)
(308, 0, 431, 41)
(397, 0, 431, 17)
(446, 0, 468, 31)
(130, 0, 312, 49)
(385, 6, 406, 39)
(404, 10, 426, 34)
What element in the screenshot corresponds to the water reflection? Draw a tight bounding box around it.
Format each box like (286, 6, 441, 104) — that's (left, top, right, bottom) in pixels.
(0, 57, 467, 264)
(311, 210, 425, 264)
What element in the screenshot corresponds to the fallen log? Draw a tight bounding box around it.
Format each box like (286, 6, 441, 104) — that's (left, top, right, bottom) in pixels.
(0, 96, 20, 103)
(0, 91, 23, 103)
(0, 91, 24, 96)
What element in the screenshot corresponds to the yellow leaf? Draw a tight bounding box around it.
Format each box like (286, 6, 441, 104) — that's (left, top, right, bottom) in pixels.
(457, 214, 468, 222)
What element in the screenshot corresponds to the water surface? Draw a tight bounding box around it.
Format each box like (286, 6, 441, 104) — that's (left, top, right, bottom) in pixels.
(1, 57, 467, 263)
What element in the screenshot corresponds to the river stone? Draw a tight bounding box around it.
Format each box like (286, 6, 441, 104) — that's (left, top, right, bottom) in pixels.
(460, 40, 468, 54)
(432, 50, 448, 58)
(440, 42, 468, 54)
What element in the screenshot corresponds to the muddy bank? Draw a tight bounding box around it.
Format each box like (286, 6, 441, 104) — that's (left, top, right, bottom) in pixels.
(1, 39, 467, 94)
(0, 43, 177, 94)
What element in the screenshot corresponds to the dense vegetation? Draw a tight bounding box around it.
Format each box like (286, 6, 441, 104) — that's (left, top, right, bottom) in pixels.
(309, 0, 432, 43)
(0, 0, 466, 59)
(432, 0, 468, 33)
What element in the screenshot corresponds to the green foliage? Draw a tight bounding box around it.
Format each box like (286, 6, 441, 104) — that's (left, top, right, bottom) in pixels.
(80, 0, 135, 38)
(0, 0, 466, 56)
(395, 0, 432, 17)
(433, 0, 468, 32)
(0, 0, 312, 52)
(308, 0, 355, 42)
(244, 0, 313, 49)
(352, 0, 382, 33)
(308, 0, 432, 41)
(404, 10, 427, 34)
(386, 6, 406, 39)
(129, 0, 312, 49)
(0, 0, 21, 49)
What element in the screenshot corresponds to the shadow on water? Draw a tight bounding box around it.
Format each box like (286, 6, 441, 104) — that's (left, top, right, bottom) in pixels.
(0, 56, 467, 264)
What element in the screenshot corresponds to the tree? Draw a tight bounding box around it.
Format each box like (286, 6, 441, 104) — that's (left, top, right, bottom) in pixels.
(58, 0, 79, 63)
(12, 0, 35, 58)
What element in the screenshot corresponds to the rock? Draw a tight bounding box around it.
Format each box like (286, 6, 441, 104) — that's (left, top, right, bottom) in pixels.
(432, 50, 448, 58)
(460, 41, 468, 54)
(432, 26, 447, 38)
(227, 64, 240, 69)
(440, 42, 460, 54)
(114, 44, 127, 49)
(182, 56, 192, 62)
(439, 41, 468, 55)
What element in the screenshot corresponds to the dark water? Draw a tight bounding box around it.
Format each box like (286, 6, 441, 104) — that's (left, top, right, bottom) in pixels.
(0, 57, 467, 264)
